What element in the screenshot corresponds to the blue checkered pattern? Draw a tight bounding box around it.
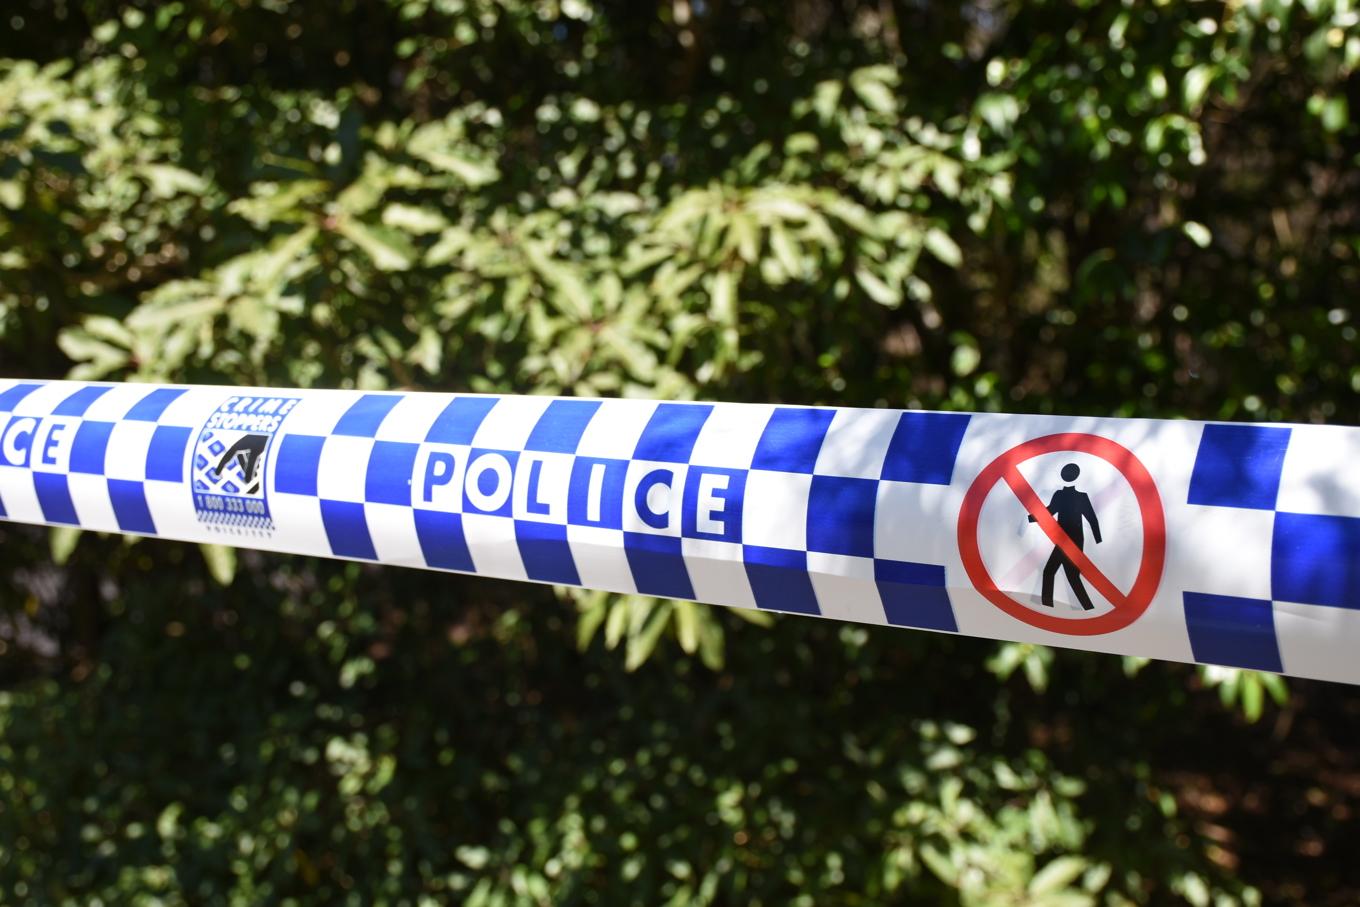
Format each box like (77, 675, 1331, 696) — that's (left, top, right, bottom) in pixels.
(1182, 422, 1360, 678)
(264, 393, 971, 628)
(6, 378, 1360, 685)
(0, 382, 195, 537)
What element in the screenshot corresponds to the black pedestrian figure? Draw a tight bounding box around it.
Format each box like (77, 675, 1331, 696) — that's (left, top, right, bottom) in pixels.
(214, 434, 268, 496)
(1029, 463, 1102, 610)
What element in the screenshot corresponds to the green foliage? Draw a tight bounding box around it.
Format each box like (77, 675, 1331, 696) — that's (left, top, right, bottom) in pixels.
(1196, 665, 1290, 724)
(0, 543, 1271, 906)
(2, 0, 1358, 903)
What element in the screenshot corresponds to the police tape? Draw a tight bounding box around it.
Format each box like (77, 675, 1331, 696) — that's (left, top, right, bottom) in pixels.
(0, 378, 1357, 684)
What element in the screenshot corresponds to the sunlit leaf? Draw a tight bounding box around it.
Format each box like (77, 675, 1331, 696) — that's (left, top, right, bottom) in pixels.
(335, 218, 415, 271)
(1029, 856, 1088, 896)
(923, 227, 962, 267)
(855, 267, 901, 307)
(200, 544, 236, 586)
(50, 526, 81, 565)
(382, 203, 450, 234)
(1183, 221, 1212, 248)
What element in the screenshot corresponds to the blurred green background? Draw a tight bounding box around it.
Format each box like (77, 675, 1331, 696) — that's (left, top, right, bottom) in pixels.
(1, 0, 1359, 904)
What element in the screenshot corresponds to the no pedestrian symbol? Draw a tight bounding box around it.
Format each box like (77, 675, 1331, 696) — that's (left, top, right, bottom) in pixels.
(957, 433, 1167, 636)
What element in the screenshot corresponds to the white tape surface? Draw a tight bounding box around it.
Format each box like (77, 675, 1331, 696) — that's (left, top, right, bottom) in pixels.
(1, 379, 1357, 684)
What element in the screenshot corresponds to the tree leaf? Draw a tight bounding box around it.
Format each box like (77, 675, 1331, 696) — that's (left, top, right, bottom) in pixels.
(1029, 856, 1088, 896)
(697, 611, 724, 670)
(604, 596, 629, 649)
(523, 245, 594, 320)
(923, 227, 962, 267)
(382, 203, 449, 234)
(50, 526, 81, 565)
(1320, 95, 1349, 133)
(674, 600, 700, 654)
(141, 164, 208, 198)
(811, 79, 842, 123)
(625, 600, 673, 671)
(228, 180, 326, 227)
(1183, 64, 1215, 110)
(710, 268, 738, 330)
(335, 219, 415, 271)
(253, 226, 319, 289)
(576, 592, 609, 650)
(415, 149, 499, 187)
(850, 71, 896, 114)
(769, 224, 802, 278)
(919, 846, 958, 885)
(57, 328, 130, 373)
(200, 544, 236, 586)
(855, 267, 901, 307)
(729, 606, 775, 627)
(1183, 221, 1212, 249)
(0, 180, 23, 210)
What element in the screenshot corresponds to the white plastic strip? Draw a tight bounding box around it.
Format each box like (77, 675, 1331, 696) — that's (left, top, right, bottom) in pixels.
(1, 379, 1356, 683)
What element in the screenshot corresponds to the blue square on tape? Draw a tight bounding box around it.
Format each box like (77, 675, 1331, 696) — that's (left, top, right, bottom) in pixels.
(751, 407, 835, 474)
(1188, 424, 1291, 510)
(414, 509, 475, 572)
(146, 425, 191, 482)
(320, 500, 378, 560)
(0, 490, 6, 518)
(0, 382, 44, 413)
(108, 479, 156, 535)
(881, 411, 971, 485)
(34, 473, 79, 525)
(1183, 591, 1282, 672)
(333, 394, 403, 438)
(624, 532, 693, 600)
(875, 560, 956, 631)
(1272, 512, 1360, 609)
(634, 403, 713, 463)
(525, 399, 601, 454)
(516, 521, 581, 585)
(53, 385, 111, 417)
(275, 435, 325, 496)
(807, 476, 877, 558)
(365, 441, 419, 506)
(426, 396, 498, 445)
(745, 545, 820, 615)
(69, 421, 114, 475)
(410, 508, 476, 571)
(125, 388, 186, 422)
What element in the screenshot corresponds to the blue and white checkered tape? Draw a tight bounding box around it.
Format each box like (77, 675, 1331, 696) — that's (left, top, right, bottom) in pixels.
(1, 378, 1357, 684)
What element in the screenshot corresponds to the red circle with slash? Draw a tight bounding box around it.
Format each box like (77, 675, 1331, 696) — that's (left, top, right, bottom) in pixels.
(957, 433, 1166, 635)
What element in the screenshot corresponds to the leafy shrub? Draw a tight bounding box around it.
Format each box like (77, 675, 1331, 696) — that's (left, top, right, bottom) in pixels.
(3, 0, 1358, 903)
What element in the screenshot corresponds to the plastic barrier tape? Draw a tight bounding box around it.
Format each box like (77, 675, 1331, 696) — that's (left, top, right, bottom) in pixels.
(1, 379, 1358, 684)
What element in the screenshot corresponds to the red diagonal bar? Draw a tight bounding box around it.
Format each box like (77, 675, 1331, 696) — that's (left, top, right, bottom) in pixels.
(999, 465, 1131, 612)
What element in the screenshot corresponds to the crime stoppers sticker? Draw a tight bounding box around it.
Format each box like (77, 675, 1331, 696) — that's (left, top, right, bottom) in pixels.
(192, 395, 299, 533)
